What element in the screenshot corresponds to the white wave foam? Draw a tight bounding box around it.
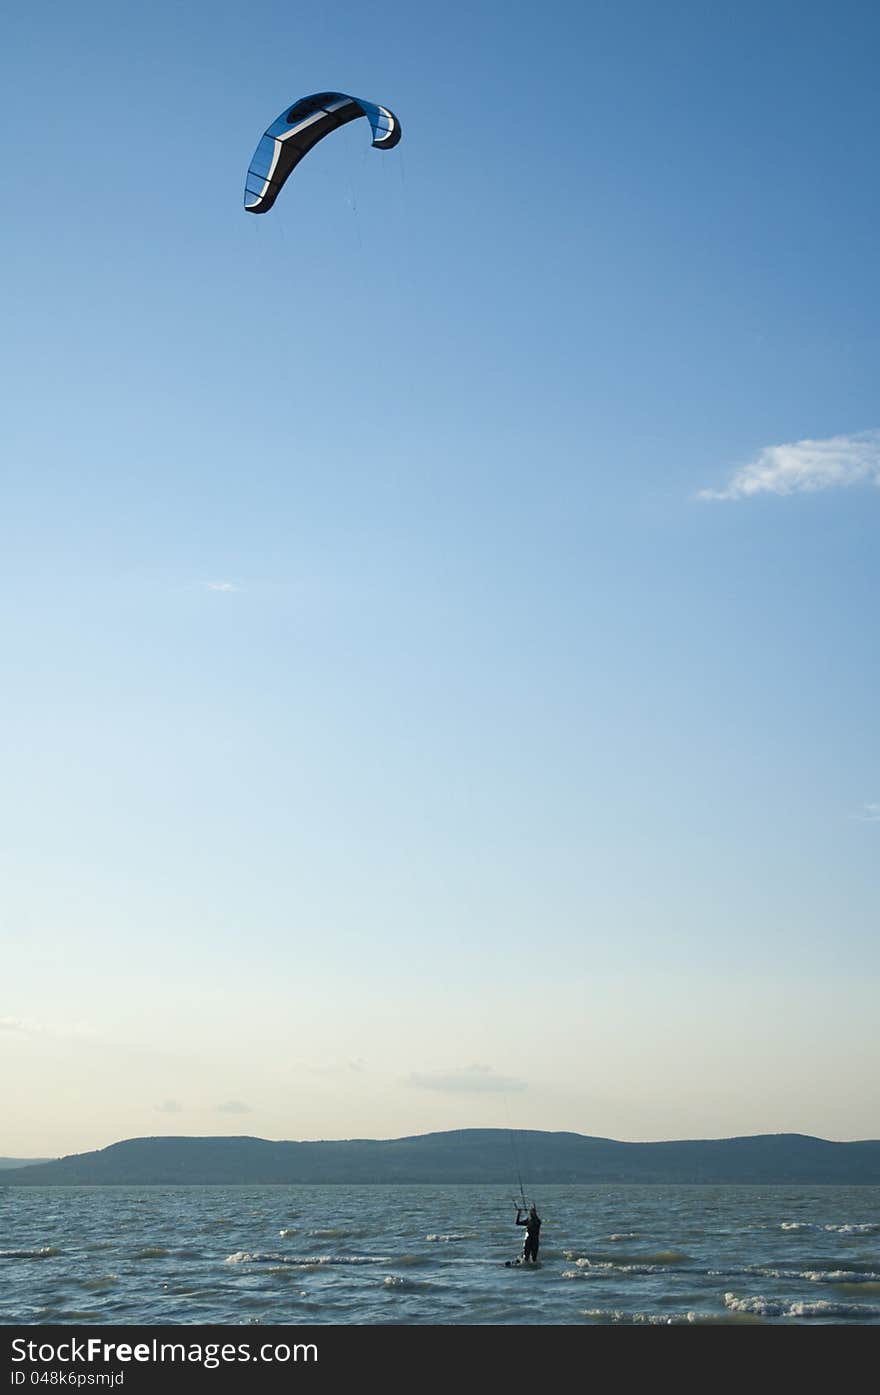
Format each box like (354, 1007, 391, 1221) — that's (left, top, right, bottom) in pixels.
(751, 1267, 880, 1285)
(780, 1221, 877, 1234)
(724, 1291, 880, 1319)
(225, 1251, 386, 1268)
(580, 1308, 712, 1325)
(564, 1260, 670, 1278)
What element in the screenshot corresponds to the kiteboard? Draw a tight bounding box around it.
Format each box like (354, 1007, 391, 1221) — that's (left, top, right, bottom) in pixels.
(505, 1258, 542, 1268)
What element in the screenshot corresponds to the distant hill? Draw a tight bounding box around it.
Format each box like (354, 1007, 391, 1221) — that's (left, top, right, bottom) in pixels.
(0, 1158, 50, 1170)
(2, 1130, 879, 1186)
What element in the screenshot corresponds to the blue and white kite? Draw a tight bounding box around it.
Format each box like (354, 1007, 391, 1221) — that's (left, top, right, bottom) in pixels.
(244, 91, 401, 214)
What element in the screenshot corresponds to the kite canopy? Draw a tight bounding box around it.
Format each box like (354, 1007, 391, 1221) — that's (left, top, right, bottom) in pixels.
(244, 91, 401, 214)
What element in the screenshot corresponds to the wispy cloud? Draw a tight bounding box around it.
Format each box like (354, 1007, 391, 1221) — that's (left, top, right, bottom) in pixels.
(857, 802, 880, 823)
(408, 1065, 526, 1094)
(699, 429, 880, 501)
(205, 582, 240, 593)
(0, 1015, 92, 1038)
(155, 1099, 183, 1114)
(216, 1100, 252, 1114)
(305, 1058, 366, 1076)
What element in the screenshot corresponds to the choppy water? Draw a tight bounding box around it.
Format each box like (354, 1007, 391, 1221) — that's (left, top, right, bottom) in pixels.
(1, 1183, 878, 1325)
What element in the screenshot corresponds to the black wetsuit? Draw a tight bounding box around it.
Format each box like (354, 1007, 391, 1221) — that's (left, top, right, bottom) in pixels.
(516, 1208, 541, 1262)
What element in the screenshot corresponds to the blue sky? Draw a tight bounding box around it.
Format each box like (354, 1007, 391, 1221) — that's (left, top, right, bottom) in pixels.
(2, 0, 878, 1154)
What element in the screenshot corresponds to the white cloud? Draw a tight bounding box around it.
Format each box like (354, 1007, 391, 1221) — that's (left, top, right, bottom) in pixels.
(699, 429, 880, 501)
(205, 582, 240, 592)
(857, 803, 880, 823)
(155, 1099, 183, 1114)
(216, 1100, 252, 1114)
(408, 1065, 526, 1094)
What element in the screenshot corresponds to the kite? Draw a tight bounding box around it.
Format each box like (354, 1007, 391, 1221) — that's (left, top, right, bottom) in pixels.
(244, 91, 401, 214)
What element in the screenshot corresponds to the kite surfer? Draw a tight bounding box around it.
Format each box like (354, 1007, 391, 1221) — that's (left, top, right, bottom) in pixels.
(515, 1203, 541, 1264)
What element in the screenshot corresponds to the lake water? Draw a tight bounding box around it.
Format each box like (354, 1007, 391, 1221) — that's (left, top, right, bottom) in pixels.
(2, 1182, 879, 1325)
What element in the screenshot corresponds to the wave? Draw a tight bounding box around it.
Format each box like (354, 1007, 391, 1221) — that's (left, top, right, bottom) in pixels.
(563, 1251, 693, 1275)
(781, 1222, 878, 1234)
(425, 1233, 477, 1243)
(747, 1267, 880, 1285)
(80, 1275, 119, 1291)
(724, 1292, 880, 1320)
(225, 1251, 388, 1267)
(30, 1308, 105, 1322)
(581, 1308, 761, 1325)
(0, 1247, 59, 1260)
(563, 1262, 682, 1279)
(568, 1249, 691, 1266)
